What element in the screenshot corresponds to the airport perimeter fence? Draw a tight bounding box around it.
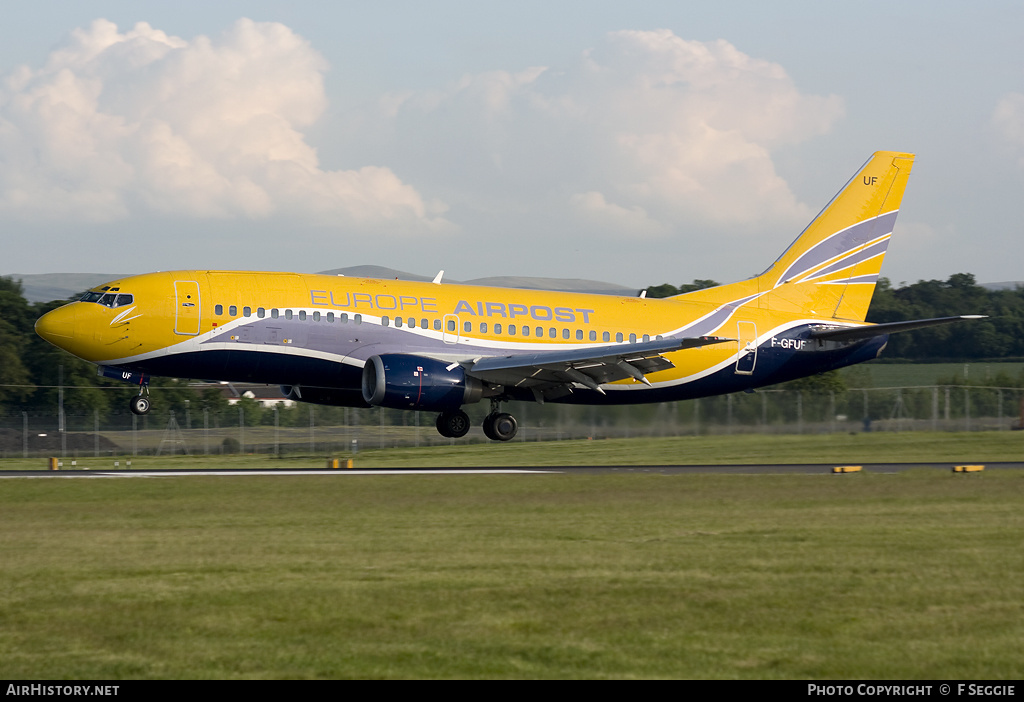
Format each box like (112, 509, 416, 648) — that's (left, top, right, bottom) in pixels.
(2, 384, 1023, 459)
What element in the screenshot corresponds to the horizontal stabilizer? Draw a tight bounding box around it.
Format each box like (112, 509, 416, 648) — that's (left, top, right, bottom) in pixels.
(809, 315, 986, 342)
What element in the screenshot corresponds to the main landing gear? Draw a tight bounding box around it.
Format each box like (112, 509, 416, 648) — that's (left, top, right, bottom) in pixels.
(435, 401, 519, 442)
(436, 409, 471, 438)
(482, 410, 517, 442)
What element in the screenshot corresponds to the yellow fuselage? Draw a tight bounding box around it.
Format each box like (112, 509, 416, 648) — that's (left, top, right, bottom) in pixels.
(35, 151, 913, 420)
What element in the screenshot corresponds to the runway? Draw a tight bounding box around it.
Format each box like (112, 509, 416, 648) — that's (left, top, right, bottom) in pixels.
(2, 462, 1022, 478)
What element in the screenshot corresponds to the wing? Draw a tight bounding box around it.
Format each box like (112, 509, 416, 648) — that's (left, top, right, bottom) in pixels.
(808, 315, 986, 342)
(466, 336, 732, 398)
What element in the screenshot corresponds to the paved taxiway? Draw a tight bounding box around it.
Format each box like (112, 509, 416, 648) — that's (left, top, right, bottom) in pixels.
(2, 462, 1023, 478)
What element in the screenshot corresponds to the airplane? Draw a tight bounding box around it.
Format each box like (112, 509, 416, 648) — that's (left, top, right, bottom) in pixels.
(35, 151, 982, 441)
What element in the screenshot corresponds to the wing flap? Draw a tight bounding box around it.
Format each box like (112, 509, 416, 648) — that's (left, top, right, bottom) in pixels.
(467, 336, 731, 390)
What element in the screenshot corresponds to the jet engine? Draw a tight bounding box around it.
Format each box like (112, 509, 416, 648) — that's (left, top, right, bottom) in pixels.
(361, 354, 483, 410)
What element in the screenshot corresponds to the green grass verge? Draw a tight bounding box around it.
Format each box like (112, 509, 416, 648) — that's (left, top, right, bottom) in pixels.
(1, 469, 1022, 679)
(858, 361, 1024, 387)
(334, 431, 1024, 468)
(3, 430, 1022, 470)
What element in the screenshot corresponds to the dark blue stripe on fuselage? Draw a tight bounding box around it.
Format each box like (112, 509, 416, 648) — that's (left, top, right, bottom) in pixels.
(122, 349, 367, 406)
(120, 325, 887, 409)
(520, 332, 888, 406)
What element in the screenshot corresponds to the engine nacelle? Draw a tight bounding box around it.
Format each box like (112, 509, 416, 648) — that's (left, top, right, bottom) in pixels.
(361, 354, 483, 410)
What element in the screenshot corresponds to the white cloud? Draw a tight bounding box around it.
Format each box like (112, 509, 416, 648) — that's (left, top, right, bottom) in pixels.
(0, 22, 844, 269)
(0, 18, 449, 231)
(993, 92, 1024, 164)
(376, 29, 843, 237)
(568, 190, 666, 237)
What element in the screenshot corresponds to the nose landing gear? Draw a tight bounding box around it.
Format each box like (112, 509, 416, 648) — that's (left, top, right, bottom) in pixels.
(129, 385, 151, 415)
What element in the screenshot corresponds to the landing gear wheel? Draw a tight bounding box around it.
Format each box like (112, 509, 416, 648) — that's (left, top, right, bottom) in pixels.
(436, 410, 471, 438)
(482, 412, 518, 442)
(129, 395, 151, 415)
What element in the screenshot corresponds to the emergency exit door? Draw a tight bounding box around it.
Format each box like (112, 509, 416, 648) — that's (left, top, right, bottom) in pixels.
(442, 314, 460, 344)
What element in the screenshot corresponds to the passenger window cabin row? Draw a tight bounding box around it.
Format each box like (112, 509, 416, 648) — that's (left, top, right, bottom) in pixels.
(213, 305, 658, 344)
(383, 317, 657, 343)
(214, 305, 362, 324)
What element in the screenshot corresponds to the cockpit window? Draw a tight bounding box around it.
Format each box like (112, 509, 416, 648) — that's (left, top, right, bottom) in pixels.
(80, 291, 134, 308)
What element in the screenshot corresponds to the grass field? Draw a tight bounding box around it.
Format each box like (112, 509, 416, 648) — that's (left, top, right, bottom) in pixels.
(1, 441, 1022, 678)
(2, 430, 1022, 470)
(853, 361, 1024, 387)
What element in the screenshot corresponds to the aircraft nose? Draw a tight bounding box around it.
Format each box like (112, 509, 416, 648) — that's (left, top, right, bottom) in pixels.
(35, 305, 77, 347)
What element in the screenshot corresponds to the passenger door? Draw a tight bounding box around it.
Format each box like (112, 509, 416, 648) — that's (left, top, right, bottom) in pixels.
(174, 280, 201, 335)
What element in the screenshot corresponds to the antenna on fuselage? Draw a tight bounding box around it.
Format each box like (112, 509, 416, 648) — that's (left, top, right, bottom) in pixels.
(432, 270, 444, 285)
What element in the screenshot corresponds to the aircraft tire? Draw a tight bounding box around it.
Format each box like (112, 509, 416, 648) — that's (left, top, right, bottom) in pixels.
(482, 413, 497, 440)
(484, 412, 517, 442)
(130, 395, 151, 415)
(436, 410, 470, 438)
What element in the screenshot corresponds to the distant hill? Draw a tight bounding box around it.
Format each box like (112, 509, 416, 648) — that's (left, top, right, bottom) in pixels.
(318, 265, 435, 283)
(4, 273, 131, 303)
(462, 276, 636, 296)
(319, 266, 637, 295)
(6, 267, 638, 303)
(981, 281, 1024, 291)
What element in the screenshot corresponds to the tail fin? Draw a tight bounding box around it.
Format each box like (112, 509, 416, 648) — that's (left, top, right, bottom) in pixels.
(759, 150, 914, 321)
(675, 151, 914, 323)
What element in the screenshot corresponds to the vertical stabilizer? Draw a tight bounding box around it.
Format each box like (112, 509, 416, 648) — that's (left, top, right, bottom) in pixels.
(758, 151, 914, 321)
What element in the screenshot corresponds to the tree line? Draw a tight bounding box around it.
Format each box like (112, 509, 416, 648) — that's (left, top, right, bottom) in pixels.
(1, 273, 1022, 422)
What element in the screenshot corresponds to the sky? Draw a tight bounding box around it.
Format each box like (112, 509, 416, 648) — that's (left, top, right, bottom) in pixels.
(1, 1, 1023, 288)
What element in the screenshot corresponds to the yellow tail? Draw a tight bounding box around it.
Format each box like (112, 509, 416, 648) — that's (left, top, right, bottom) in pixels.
(675, 151, 914, 322)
